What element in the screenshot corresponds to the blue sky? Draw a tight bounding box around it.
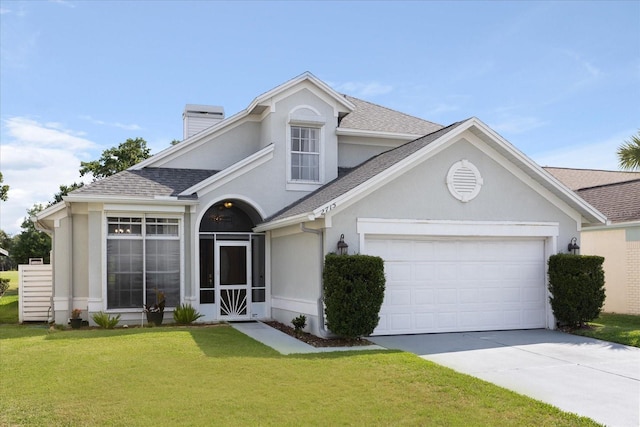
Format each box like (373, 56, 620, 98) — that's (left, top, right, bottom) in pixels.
(1, 0, 639, 235)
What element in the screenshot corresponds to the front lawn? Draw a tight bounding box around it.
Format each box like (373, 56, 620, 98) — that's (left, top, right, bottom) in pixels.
(0, 325, 598, 426)
(0, 270, 18, 324)
(572, 312, 640, 347)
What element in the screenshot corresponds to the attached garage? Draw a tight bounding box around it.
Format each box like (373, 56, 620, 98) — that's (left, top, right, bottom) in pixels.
(358, 220, 558, 336)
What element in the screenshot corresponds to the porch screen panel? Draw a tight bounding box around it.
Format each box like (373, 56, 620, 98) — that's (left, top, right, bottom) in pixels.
(107, 239, 143, 309)
(146, 239, 180, 307)
(251, 235, 266, 302)
(199, 238, 215, 303)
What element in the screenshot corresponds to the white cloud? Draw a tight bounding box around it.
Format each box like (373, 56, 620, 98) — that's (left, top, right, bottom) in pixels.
(331, 81, 393, 97)
(0, 117, 96, 235)
(79, 115, 142, 131)
(4, 117, 95, 151)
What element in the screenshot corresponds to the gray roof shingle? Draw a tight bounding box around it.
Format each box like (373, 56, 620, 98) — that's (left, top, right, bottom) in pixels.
(72, 168, 218, 199)
(544, 167, 640, 191)
(577, 179, 640, 223)
(339, 95, 443, 136)
(264, 120, 466, 223)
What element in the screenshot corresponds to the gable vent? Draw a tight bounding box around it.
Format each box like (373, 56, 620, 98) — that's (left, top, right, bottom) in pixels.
(446, 160, 483, 202)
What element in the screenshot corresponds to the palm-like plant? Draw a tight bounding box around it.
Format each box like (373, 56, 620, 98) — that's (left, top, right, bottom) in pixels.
(617, 131, 640, 170)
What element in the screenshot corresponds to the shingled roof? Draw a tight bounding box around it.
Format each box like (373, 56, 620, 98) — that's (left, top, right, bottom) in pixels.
(339, 95, 443, 136)
(544, 167, 640, 191)
(577, 179, 640, 223)
(263, 120, 465, 224)
(71, 168, 218, 199)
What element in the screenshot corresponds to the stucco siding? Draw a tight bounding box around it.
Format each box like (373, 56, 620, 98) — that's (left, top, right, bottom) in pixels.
(72, 213, 89, 299)
(327, 136, 578, 254)
(337, 136, 403, 168)
(160, 121, 261, 170)
(52, 216, 71, 324)
(271, 230, 321, 302)
(270, 228, 324, 335)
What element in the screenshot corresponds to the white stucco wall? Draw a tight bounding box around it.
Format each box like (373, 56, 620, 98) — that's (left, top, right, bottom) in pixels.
(160, 121, 262, 170)
(326, 135, 579, 254)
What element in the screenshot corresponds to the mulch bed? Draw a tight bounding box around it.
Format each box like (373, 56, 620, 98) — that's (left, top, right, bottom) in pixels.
(263, 321, 373, 347)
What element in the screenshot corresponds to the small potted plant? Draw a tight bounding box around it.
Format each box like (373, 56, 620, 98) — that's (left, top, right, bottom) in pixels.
(144, 291, 165, 326)
(70, 309, 83, 329)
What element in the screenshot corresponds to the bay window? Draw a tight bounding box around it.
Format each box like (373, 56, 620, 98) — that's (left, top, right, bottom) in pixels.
(107, 216, 180, 309)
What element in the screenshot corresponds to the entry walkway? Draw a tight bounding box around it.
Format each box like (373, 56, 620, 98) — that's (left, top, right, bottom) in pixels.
(370, 329, 640, 427)
(230, 321, 383, 355)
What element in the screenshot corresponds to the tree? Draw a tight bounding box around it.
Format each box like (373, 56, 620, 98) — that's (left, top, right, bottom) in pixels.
(79, 137, 151, 180)
(0, 171, 8, 201)
(617, 131, 640, 170)
(170, 139, 182, 146)
(50, 182, 85, 206)
(0, 229, 14, 270)
(10, 204, 51, 265)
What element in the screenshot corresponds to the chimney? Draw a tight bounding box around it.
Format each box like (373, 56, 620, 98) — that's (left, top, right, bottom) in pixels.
(183, 104, 225, 139)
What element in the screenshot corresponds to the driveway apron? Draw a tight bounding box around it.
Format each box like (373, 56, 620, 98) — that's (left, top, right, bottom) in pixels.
(370, 329, 640, 427)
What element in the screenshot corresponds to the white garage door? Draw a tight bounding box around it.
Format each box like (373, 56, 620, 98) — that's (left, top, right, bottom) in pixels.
(366, 237, 547, 335)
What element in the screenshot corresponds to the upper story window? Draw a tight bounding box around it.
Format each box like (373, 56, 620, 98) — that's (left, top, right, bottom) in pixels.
(291, 126, 320, 182)
(287, 106, 326, 190)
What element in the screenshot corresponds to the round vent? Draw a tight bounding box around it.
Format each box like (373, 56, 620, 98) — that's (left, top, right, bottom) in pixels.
(446, 160, 483, 202)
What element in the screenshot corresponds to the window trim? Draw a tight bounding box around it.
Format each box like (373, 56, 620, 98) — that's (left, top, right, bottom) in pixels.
(287, 107, 326, 191)
(104, 213, 184, 312)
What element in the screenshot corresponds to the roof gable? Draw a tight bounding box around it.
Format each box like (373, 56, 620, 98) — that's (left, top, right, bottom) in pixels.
(261, 121, 466, 226)
(133, 72, 354, 170)
(257, 118, 607, 230)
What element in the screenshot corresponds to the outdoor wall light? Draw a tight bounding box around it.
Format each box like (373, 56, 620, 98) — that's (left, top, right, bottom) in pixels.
(568, 237, 580, 254)
(337, 234, 349, 255)
(224, 201, 233, 208)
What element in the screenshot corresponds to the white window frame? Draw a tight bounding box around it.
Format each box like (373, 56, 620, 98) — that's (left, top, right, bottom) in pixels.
(286, 106, 326, 191)
(105, 214, 183, 312)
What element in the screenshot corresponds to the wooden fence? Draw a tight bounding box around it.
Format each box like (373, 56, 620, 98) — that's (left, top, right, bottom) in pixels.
(19, 264, 53, 323)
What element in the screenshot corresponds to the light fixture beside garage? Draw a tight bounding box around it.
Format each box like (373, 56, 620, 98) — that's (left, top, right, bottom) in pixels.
(568, 237, 580, 254)
(446, 159, 483, 202)
(337, 234, 349, 255)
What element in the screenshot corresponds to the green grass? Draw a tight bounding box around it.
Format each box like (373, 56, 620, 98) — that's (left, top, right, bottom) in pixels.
(0, 325, 599, 426)
(0, 270, 18, 324)
(572, 312, 640, 347)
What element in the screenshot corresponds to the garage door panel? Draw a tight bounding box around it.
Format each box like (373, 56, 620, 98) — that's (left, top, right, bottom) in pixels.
(388, 313, 412, 331)
(386, 289, 411, 306)
(386, 263, 412, 281)
(368, 237, 547, 335)
(413, 288, 435, 305)
(414, 263, 436, 280)
(415, 313, 436, 329)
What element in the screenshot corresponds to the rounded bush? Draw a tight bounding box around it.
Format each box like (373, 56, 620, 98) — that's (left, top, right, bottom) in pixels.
(323, 253, 385, 338)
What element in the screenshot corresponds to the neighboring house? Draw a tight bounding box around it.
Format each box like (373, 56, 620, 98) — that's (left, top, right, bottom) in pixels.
(546, 167, 640, 315)
(35, 72, 606, 336)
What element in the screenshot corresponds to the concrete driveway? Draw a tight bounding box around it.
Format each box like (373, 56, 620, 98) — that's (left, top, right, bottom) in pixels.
(370, 329, 639, 427)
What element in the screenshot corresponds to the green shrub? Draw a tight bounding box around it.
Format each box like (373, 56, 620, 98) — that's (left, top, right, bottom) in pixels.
(291, 314, 307, 332)
(173, 303, 204, 325)
(323, 253, 385, 338)
(0, 278, 9, 298)
(91, 311, 121, 329)
(548, 254, 605, 328)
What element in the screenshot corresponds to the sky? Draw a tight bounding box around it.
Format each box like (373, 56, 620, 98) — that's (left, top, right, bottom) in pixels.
(1, 0, 639, 236)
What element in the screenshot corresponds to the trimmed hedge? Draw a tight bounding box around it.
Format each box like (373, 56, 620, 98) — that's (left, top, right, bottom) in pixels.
(548, 254, 605, 328)
(323, 253, 385, 338)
